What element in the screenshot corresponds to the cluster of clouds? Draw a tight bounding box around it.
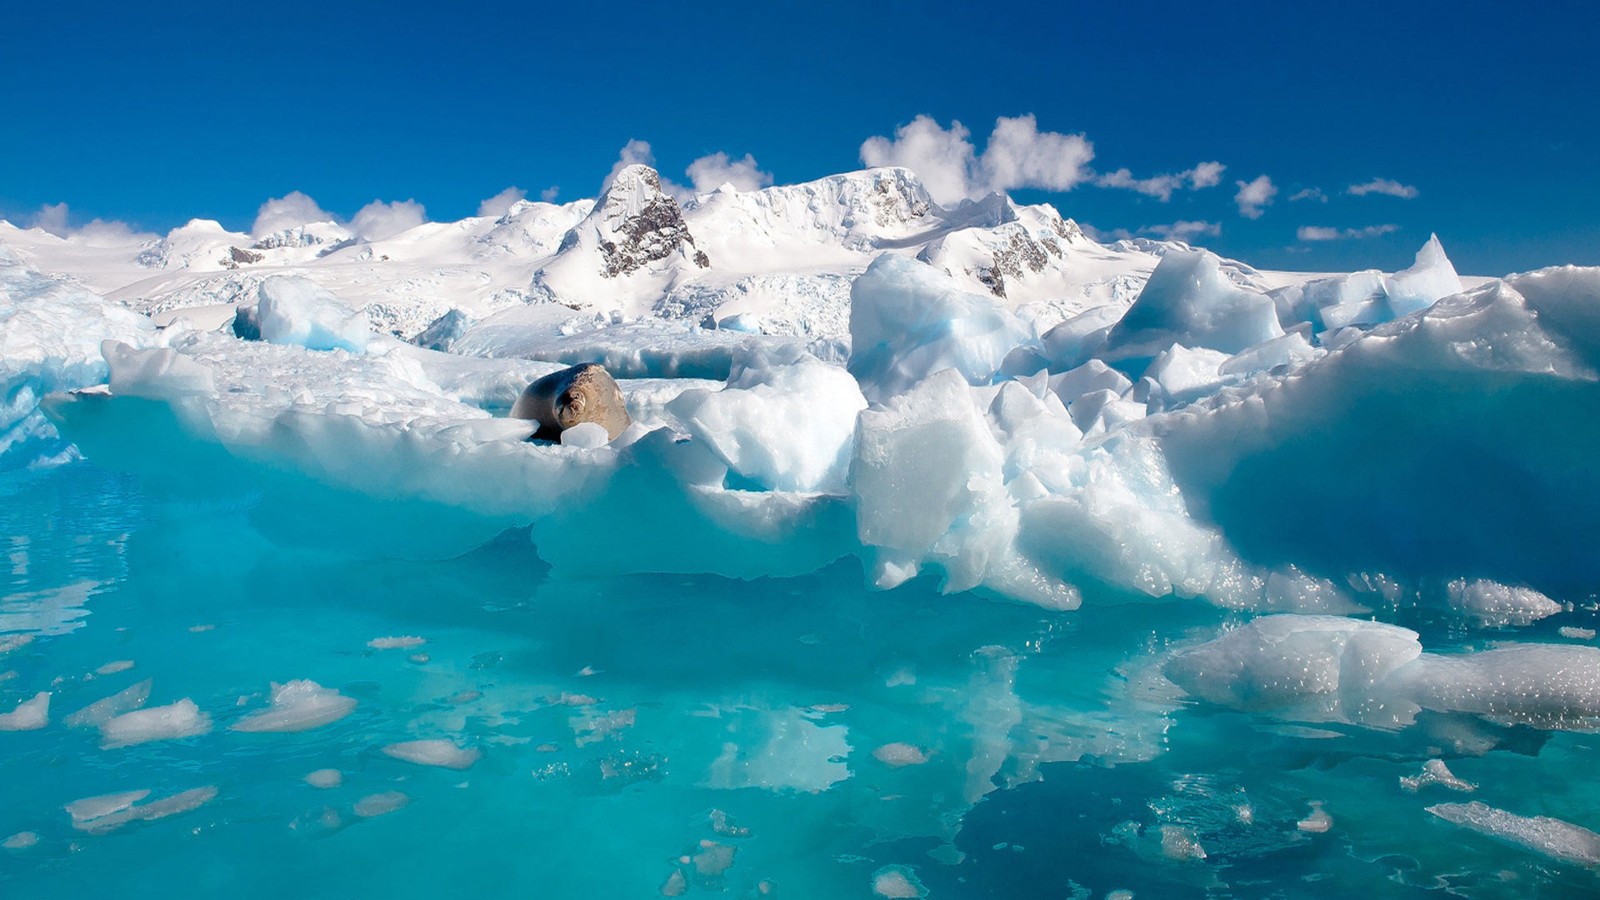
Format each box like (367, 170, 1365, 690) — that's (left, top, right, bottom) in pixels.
(598, 139, 776, 201)
(24, 202, 155, 244)
(12, 113, 1426, 255)
(249, 191, 426, 241)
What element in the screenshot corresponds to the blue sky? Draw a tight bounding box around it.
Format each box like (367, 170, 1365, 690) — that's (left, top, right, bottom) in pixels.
(3, 0, 1596, 275)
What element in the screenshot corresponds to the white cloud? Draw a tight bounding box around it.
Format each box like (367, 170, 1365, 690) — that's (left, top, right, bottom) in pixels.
(540, 186, 560, 203)
(1234, 175, 1277, 219)
(1147, 220, 1222, 243)
(252, 191, 334, 236)
(27, 202, 151, 244)
(1095, 160, 1227, 201)
(1096, 220, 1221, 244)
(601, 139, 692, 201)
(1187, 161, 1226, 189)
(1297, 223, 1399, 242)
(859, 114, 1094, 206)
(477, 186, 526, 217)
(860, 116, 980, 205)
(1347, 178, 1419, 199)
(31, 202, 70, 236)
(685, 151, 774, 193)
(349, 199, 427, 242)
(1289, 187, 1327, 203)
(981, 114, 1096, 195)
(604, 138, 657, 190)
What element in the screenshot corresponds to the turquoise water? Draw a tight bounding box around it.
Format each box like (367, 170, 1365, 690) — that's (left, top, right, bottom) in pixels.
(2, 464, 1598, 898)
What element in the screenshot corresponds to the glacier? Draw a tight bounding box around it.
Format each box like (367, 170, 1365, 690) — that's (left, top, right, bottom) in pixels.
(2, 165, 1600, 898)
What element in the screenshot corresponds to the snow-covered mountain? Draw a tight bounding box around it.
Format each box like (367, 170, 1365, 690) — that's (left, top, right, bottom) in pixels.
(0, 165, 1281, 347)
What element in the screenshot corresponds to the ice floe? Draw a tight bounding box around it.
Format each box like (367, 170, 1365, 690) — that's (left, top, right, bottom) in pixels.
(231, 680, 356, 733)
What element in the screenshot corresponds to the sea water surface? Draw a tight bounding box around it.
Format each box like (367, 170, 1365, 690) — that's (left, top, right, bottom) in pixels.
(2, 463, 1598, 899)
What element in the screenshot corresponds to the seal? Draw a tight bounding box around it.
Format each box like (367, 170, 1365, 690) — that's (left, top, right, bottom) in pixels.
(511, 363, 632, 442)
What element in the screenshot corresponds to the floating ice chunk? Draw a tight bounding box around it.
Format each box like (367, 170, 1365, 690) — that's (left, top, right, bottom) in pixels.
(67, 786, 217, 834)
(1105, 250, 1283, 360)
(849, 254, 1032, 402)
(0, 254, 154, 468)
(1428, 801, 1600, 867)
(1146, 344, 1229, 401)
(667, 346, 867, 492)
(1, 831, 38, 850)
(1067, 388, 1146, 436)
(254, 276, 370, 353)
(1039, 305, 1120, 371)
(66, 790, 149, 827)
(382, 739, 481, 770)
(0, 635, 32, 656)
(1400, 759, 1475, 793)
(1403, 644, 1600, 728)
(872, 743, 930, 767)
(65, 678, 152, 728)
(232, 680, 356, 733)
(1297, 801, 1333, 834)
(368, 636, 425, 650)
(0, 691, 49, 731)
(1160, 824, 1208, 860)
(1561, 627, 1597, 640)
(1446, 579, 1561, 627)
(693, 840, 736, 877)
(706, 707, 851, 793)
(871, 865, 927, 899)
(661, 869, 688, 896)
(103, 342, 219, 406)
(1047, 359, 1131, 408)
(100, 698, 211, 747)
(1163, 616, 1422, 725)
(95, 660, 135, 675)
(1219, 331, 1319, 378)
(1387, 234, 1464, 319)
(353, 791, 410, 818)
(558, 421, 609, 449)
(304, 768, 343, 789)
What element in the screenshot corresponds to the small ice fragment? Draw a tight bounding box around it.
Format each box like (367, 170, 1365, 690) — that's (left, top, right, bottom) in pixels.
(871, 865, 927, 899)
(1560, 626, 1597, 640)
(66, 678, 153, 728)
(1297, 801, 1333, 833)
(1106, 892, 1135, 900)
(1428, 801, 1600, 867)
(304, 769, 343, 789)
(0, 691, 49, 731)
(0, 635, 34, 656)
(407, 653, 430, 665)
(1400, 759, 1476, 793)
(188, 624, 215, 633)
(353, 791, 409, 818)
(576, 665, 600, 677)
(100, 698, 211, 747)
(367, 636, 425, 650)
(382, 739, 481, 770)
(711, 809, 750, 837)
(1235, 804, 1255, 825)
(232, 681, 356, 733)
(661, 869, 688, 896)
(693, 840, 736, 877)
(885, 667, 916, 687)
(67, 787, 216, 834)
(872, 743, 930, 767)
(95, 660, 135, 675)
(65, 790, 149, 825)
(560, 421, 610, 449)
(2, 831, 39, 850)
(1160, 824, 1207, 860)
